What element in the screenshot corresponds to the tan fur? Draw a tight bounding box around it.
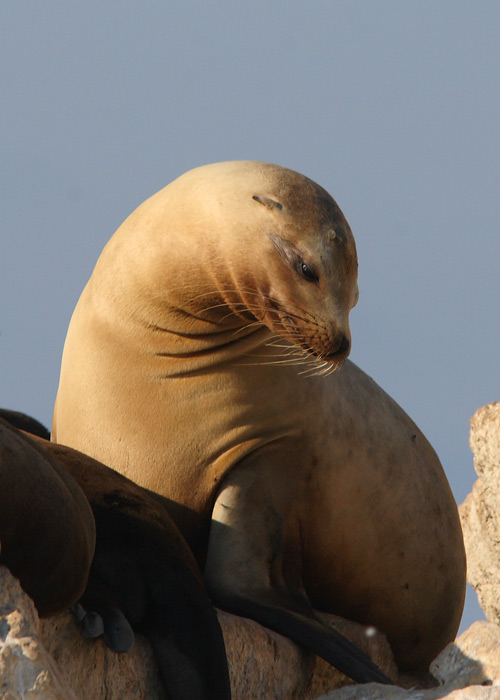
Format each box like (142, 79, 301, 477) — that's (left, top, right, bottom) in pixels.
(53, 161, 465, 669)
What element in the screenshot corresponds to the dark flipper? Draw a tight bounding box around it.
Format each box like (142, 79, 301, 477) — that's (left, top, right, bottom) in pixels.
(141, 571, 232, 700)
(215, 592, 391, 684)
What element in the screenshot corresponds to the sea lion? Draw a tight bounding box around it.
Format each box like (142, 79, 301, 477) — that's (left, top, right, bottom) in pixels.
(0, 412, 230, 700)
(0, 407, 50, 440)
(53, 161, 466, 676)
(0, 417, 95, 616)
(33, 436, 232, 700)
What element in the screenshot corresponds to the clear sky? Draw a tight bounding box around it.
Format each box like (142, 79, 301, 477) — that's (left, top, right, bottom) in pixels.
(2, 2, 499, 632)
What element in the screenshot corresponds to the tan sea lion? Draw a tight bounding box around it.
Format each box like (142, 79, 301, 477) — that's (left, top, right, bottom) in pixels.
(53, 161, 466, 677)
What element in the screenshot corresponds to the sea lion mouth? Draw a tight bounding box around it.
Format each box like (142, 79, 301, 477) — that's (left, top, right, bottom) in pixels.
(258, 295, 351, 368)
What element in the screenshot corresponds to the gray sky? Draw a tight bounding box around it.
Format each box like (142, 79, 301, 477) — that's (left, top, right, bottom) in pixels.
(2, 2, 499, 632)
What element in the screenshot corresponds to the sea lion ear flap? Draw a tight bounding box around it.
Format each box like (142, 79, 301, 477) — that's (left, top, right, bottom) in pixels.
(252, 195, 283, 211)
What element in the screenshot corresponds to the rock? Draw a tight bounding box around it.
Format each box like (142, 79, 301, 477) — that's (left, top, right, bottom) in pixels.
(0, 565, 76, 700)
(315, 620, 500, 699)
(430, 621, 500, 688)
(43, 599, 396, 699)
(468, 404, 500, 483)
(307, 613, 396, 698)
(0, 564, 395, 700)
(41, 611, 165, 700)
(459, 403, 500, 623)
(315, 687, 500, 700)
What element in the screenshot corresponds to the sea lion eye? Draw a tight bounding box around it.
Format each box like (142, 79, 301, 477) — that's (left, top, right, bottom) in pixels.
(267, 231, 319, 284)
(300, 261, 319, 284)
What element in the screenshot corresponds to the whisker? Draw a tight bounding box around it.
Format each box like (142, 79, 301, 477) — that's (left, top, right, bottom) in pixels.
(231, 322, 268, 335)
(175, 283, 321, 325)
(237, 357, 317, 368)
(315, 363, 336, 377)
(161, 281, 340, 371)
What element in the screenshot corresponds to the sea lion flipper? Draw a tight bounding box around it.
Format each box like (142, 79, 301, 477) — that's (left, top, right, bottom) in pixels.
(100, 607, 135, 652)
(79, 609, 105, 639)
(211, 592, 392, 684)
(74, 601, 134, 652)
(205, 460, 392, 685)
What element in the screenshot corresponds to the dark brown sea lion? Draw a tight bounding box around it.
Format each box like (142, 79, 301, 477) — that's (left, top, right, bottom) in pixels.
(52, 161, 466, 677)
(0, 417, 94, 616)
(0, 408, 50, 440)
(36, 436, 231, 700)
(0, 411, 230, 700)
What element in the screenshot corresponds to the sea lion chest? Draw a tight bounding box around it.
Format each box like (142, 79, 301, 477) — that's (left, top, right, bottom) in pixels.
(54, 292, 316, 520)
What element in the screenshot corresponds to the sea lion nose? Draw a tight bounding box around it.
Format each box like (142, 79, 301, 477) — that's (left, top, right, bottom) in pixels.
(328, 334, 350, 360)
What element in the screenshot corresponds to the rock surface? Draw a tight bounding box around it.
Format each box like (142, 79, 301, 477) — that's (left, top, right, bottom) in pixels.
(317, 686, 500, 700)
(430, 621, 500, 689)
(459, 403, 500, 625)
(316, 620, 500, 699)
(4, 559, 500, 700)
(0, 565, 395, 700)
(0, 566, 77, 700)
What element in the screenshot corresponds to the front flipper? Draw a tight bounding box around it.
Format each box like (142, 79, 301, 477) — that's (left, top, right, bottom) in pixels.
(72, 601, 135, 652)
(204, 454, 393, 685)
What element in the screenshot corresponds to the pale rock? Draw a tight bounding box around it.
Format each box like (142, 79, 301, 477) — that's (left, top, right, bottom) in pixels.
(459, 403, 500, 624)
(430, 621, 500, 688)
(316, 614, 500, 699)
(43, 605, 396, 699)
(1, 564, 395, 700)
(41, 611, 165, 700)
(315, 687, 500, 700)
(0, 565, 76, 700)
(219, 608, 397, 700)
(468, 404, 500, 482)
(43, 601, 396, 699)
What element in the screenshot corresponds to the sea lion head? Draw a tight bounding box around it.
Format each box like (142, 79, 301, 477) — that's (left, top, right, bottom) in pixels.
(181, 161, 359, 365)
(250, 164, 357, 364)
(97, 161, 358, 368)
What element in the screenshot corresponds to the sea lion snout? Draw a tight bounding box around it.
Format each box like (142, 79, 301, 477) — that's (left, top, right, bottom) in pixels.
(325, 332, 351, 362)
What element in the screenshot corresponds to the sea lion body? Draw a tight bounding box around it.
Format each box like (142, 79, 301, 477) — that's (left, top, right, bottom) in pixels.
(53, 161, 466, 672)
(0, 418, 95, 616)
(53, 161, 357, 537)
